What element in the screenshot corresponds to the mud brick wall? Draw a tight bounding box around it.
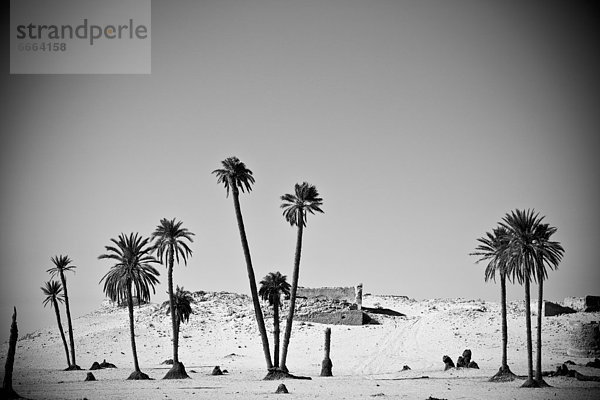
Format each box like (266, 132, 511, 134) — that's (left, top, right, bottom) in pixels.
(296, 310, 366, 326)
(297, 286, 358, 303)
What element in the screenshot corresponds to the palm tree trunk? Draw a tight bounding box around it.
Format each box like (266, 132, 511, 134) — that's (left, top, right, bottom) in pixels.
(280, 213, 304, 371)
(273, 296, 280, 369)
(500, 274, 508, 370)
(60, 272, 77, 367)
(231, 187, 273, 370)
(53, 298, 71, 368)
(127, 282, 141, 373)
(168, 246, 179, 364)
(535, 276, 544, 383)
(522, 278, 536, 386)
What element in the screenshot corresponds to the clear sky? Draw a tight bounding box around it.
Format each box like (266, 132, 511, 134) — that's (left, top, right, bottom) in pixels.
(1, 0, 599, 335)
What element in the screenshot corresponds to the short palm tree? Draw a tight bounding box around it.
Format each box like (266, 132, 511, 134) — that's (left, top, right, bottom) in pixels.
(163, 286, 194, 339)
(213, 156, 273, 371)
(279, 182, 323, 372)
(99, 233, 160, 380)
(259, 272, 291, 369)
(471, 226, 517, 381)
(532, 223, 564, 386)
(47, 255, 79, 369)
(41, 280, 71, 369)
(500, 209, 545, 388)
(151, 217, 194, 379)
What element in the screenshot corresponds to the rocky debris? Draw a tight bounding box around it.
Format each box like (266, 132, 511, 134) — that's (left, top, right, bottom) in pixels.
(84, 372, 96, 381)
(444, 350, 479, 370)
(161, 359, 174, 365)
(99, 360, 116, 368)
(402, 365, 411, 371)
(211, 366, 224, 376)
(90, 360, 116, 370)
(275, 383, 289, 393)
(575, 372, 600, 382)
(586, 358, 600, 368)
(442, 356, 454, 371)
(552, 363, 577, 377)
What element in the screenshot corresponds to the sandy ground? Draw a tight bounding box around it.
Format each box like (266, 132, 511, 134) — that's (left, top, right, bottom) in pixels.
(2, 293, 599, 399)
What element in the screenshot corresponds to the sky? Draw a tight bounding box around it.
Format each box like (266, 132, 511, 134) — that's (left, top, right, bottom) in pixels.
(1, 0, 599, 336)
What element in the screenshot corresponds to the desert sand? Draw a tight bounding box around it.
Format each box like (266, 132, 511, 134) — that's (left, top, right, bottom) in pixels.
(2, 292, 599, 400)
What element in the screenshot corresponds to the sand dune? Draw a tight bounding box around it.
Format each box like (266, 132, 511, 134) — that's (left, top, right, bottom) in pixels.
(2, 292, 599, 399)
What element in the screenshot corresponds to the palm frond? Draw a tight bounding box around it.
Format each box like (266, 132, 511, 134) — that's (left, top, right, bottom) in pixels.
(212, 156, 255, 197)
(280, 182, 324, 227)
(98, 233, 160, 304)
(259, 271, 291, 307)
(41, 280, 64, 308)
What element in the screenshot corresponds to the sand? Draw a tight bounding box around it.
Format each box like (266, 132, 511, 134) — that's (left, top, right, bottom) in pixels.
(2, 293, 599, 399)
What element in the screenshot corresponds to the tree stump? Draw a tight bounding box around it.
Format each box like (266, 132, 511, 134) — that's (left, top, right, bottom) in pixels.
(1, 307, 21, 399)
(320, 327, 333, 376)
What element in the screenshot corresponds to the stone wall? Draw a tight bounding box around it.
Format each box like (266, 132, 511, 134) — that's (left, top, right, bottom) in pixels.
(297, 285, 362, 305)
(563, 297, 586, 312)
(296, 310, 367, 326)
(543, 301, 576, 317)
(585, 296, 600, 312)
(568, 321, 600, 357)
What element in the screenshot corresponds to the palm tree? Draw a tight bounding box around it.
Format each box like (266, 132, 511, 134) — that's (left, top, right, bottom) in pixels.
(213, 156, 273, 371)
(499, 208, 544, 388)
(151, 218, 194, 379)
(47, 255, 79, 369)
(532, 223, 564, 386)
(259, 272, 291, 369)
(41, 281, 71, 369)
(163, 286, 194, 339)
(279, 182, 323, 372)
(471, 226, 517, 381)
(99, 233, 160, 380)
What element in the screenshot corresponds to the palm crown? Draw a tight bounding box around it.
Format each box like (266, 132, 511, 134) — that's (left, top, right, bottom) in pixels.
(499, 209, 562, 284)
(280, 182, 324, 227)
(47, 255, 76, 279)
(471, 226, 513, 283)
(41, 280, 64, 308)
(98, 233, 160, 304)
(259, 272, 291, 307)
(162, 286, 194, 325)
(212, 156, 255, 197)
(151, 218, 194, 265)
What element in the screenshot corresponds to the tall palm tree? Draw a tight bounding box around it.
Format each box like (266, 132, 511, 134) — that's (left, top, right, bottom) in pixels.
(213, 156, 273, 371)
(41, 281, 71, 369)
(471, 226, 517, 382)
(47, 255, 79, 369)
(500, 209, 544, 388)
(162, 286, 194, 345)
(259, 272, 291, 369)
(151, 218, 194, 379)
(279, 182, 323, 372)
(99, 233, 160, 380)
(532, 223, 564, 386)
